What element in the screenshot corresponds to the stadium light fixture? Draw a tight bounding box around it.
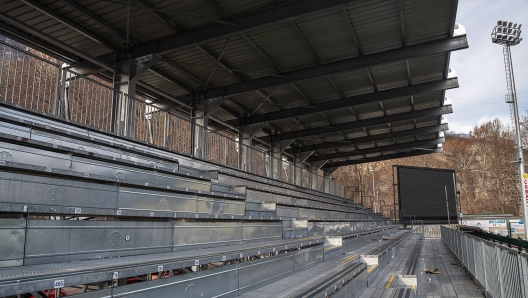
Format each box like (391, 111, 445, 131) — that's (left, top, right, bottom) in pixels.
(492, 20, 528, 240)
(491, 20, 522, 45)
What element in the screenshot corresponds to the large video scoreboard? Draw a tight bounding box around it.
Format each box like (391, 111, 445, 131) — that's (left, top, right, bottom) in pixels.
(397, 166, 457, 224)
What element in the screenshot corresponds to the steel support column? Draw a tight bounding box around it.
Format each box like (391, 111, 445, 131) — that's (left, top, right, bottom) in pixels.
(294, 151, 313, 186)
(111, 55, 158, 137)
(239, 124, 266, 173)
(191, 97, 226, 158)
(323, 167, 338, 193)
(310, 160, 327, 191)
(271, 139, 294, 180)
(111, 60, 137, 137)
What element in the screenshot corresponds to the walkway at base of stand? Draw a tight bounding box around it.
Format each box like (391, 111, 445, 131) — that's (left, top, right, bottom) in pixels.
(238, 231, 405, 298)
(361, 236, 484, 298)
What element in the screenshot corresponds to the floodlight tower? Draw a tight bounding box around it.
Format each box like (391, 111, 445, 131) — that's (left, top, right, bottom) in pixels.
(491, 20, 528, 239)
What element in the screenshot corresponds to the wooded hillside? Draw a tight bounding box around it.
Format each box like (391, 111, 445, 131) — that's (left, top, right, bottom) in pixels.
(333, 117, 528, 217)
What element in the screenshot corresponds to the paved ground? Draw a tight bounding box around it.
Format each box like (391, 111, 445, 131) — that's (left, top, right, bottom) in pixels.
(360, 235, 484, 298)
(240, 232, 484, 298)
(238, 235, 387, 298)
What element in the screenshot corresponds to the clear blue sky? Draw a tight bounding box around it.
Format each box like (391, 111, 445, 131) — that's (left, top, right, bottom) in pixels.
(447, 0, 528, 133)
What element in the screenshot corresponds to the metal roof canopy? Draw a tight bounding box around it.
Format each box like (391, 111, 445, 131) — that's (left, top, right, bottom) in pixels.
(0, 0, 466, 170)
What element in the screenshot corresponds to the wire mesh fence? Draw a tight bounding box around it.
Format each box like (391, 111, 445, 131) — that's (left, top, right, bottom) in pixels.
(63, 72, 114, 131)
(0, 39, 346, 196)
(0, 40, 60, 115)
(441, 226, 528, 298)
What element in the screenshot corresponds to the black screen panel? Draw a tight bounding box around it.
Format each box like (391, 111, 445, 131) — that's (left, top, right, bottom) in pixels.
(397, 166, 457, 224)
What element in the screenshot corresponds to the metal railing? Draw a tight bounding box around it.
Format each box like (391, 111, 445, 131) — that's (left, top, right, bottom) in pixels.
(441, 226, 528, 298)
(0, 39, 346, 197)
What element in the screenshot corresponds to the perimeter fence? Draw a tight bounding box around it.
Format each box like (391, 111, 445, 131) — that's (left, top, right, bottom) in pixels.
(0, 39, 344, 196)
(441, 226, 528, 298)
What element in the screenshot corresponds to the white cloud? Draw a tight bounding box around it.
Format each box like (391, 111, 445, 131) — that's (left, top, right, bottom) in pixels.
(446, 0, 528, 133)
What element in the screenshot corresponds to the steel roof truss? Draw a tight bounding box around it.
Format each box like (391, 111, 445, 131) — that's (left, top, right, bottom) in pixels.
(130, 0, 373, 58)
(0, 23, 77, 63)
(310, 137, 445, 162)
(242, 33, 282, 73)
(137, 0, 182, 32)
(397, 0, 407, 47)
(196, 45, 246, 82)
(231, 78, 457, 126)
(290, 20, 321, 64)
(341, 7, 362, 55)
(59, 0, 135, 43)
(159, 58, 204, 86)
(0, 13, 114, 72)
(204, 0, 231, 19)
(174, 36, 468, 104)
(366, 68, 378, 91)
(261, 105, 452, 142)
(19, 0, 115, 49)
(288, 123, 447, 154)
(322, 148, 442, 169)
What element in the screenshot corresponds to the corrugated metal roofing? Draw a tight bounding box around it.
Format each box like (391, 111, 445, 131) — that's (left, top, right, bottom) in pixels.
(0, 0, 463, 168)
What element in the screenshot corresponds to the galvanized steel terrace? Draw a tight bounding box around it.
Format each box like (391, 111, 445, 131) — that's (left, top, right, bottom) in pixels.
(0, 1, 477, 297)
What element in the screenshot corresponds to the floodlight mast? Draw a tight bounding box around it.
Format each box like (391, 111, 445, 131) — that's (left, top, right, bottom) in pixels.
(491, 20, 528, 240)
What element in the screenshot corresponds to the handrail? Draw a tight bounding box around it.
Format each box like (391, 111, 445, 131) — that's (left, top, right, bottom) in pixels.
(0, 39, 346, 197)
(441, 226, 528, 298)
(460, 225, 528, 252)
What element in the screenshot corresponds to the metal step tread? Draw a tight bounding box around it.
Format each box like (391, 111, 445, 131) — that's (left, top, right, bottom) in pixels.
(0, 115, 363, 215)
(236, 184, 364, 212)
(239, 230, 411, 298)
(0, 101, 348, 203)
(0, 235, 325, 296)
(0, 160, 244, 199)
(363, 229, 414, 256)
(0, 130, 213, 183)
(325, 226, 399, 238)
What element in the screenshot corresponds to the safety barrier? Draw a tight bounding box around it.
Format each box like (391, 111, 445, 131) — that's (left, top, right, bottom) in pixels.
(441, 226, 528, 298)
(0, 40, 344, 196)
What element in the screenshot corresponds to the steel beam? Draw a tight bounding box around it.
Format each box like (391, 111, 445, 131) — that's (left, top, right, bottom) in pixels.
(441, 0, 460, 107)
(58, 0, 137, 43)
(310, 138, 445, 162)
(290, 20, 321, 64)
(196, 45, 246, 82)
(341, 7, 362, 55)
(173, 36, 468, 104)
(322, 148, 442, 169)
(242, 33, 282, 73)
(204, 0, 231, 19)
(137, 0, 182, 32)
(0, 24, 78, 63)
(324, 167, 338, 178)
(261, 105, 452, 142)
(230, 78, 457, 126)
(310, 160, 328, 170)
(130, 0, 374, 58)
(148, 67, 194, 92)
(286, 123, 448, 154)
(397, 0, 407, 47)
(0, 12, 114, 72)
(19, 0, 115, 49)
(160, 58, 204, 86)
